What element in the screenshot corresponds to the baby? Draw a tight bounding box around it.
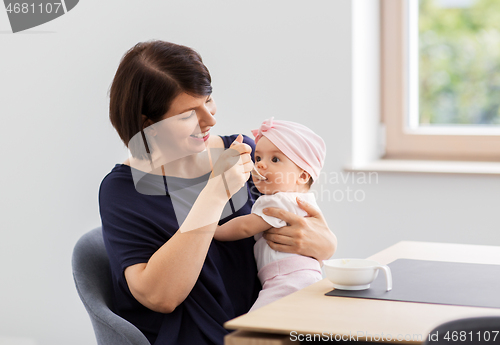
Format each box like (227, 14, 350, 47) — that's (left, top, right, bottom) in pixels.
(214, 117, 326, 311)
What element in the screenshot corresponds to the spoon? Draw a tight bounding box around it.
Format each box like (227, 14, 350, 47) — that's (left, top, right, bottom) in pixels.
(251, 167, 267, 180)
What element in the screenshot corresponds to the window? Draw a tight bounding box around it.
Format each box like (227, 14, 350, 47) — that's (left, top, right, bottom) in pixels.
(381, 0, 500, 161)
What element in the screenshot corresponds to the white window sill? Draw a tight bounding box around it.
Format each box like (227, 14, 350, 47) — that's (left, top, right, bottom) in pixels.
(344, 159, 500, 175)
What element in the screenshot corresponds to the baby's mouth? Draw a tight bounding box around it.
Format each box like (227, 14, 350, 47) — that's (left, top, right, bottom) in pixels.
(252, 168, 267, 181)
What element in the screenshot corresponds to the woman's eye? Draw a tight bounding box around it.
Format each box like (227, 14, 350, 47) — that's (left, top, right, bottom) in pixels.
(182, 110, 195, 120)
(272, 157, 280, 163)
(206, 98, 212, 103)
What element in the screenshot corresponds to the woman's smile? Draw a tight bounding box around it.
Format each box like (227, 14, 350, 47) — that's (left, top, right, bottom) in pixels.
(190, 129, 210, 142)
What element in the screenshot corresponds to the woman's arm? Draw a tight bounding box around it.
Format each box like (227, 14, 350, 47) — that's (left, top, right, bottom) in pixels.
(261, 197, 337, 262)
(124, 135, 253, 313)
(214, 214, 271, 241)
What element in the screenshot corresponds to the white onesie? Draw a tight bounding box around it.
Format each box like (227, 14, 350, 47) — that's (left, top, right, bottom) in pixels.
(249, 191, 322, 311)
(252, 192, 319, 272)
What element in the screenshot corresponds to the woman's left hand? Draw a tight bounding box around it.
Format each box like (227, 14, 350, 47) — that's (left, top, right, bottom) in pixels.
(262, 197, 337, 262)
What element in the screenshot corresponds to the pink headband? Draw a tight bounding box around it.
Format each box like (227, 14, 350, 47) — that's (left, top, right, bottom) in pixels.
(251, 117, 326, 181)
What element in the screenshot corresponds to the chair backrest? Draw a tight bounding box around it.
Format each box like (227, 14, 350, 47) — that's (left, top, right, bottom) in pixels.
(72, 227, 150, 345)
(423, 316, 500, 344)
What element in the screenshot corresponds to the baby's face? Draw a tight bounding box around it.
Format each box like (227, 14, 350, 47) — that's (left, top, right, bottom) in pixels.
(253, 136, 309, 194)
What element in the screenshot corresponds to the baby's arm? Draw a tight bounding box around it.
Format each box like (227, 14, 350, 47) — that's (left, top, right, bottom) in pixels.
(214, 214, 271, 241)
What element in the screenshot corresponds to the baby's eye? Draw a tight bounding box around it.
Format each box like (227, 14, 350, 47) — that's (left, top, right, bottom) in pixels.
(271, 157, 280, 163)
(255, 156, 261, 162)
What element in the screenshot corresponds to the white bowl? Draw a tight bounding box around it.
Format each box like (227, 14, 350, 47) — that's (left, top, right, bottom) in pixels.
(323, 258, 392, 291)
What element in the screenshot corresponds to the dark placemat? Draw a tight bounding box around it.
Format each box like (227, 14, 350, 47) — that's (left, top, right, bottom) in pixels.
(325, 258, 500, 309)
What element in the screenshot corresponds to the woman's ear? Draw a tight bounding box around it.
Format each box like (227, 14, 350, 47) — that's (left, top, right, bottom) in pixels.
(298, 170, 311, 185)
(142, 115, 156, 136)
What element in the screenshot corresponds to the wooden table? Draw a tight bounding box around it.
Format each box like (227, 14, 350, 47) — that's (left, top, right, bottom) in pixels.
(224, 241, 500, 344)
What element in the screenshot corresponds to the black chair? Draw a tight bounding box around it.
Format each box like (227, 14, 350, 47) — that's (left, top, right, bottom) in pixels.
(72, 227, 150, 345)
(423, 316, 500, 344)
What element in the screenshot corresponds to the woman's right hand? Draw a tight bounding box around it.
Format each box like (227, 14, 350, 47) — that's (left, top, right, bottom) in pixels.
(209, 134, 253, 200)
(261, 197, 337, 262)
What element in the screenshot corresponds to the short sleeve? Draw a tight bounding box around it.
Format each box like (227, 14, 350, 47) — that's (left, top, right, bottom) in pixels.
(99, 167, 175, 273)
(251, 193, 316, 229)
(251, 195, 289, 228)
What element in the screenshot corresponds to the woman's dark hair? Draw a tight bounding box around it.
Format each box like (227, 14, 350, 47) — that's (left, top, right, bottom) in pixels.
(109, 40, 212, 157)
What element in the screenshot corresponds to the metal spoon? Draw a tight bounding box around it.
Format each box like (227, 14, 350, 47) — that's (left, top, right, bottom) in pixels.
(251, 167, 267, 180)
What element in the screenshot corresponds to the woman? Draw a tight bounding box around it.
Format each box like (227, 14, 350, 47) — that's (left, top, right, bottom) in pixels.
(99, 40, 337, 345)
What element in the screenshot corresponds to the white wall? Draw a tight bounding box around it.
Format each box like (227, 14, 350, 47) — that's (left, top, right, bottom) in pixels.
(0, 1, 498, 344)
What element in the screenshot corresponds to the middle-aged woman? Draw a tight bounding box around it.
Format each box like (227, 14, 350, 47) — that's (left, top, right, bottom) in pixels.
(99, 40, 337, 345)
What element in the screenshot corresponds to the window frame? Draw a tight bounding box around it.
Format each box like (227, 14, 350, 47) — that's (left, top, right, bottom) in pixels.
(381, 0, 500, 161)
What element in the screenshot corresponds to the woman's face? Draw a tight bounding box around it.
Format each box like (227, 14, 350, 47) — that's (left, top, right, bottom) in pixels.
(253, 136, 309, 194)
(148, 92, 217, 158)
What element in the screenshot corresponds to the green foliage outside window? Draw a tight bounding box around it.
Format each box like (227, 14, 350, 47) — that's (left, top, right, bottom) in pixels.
(419, 0, 500, 125)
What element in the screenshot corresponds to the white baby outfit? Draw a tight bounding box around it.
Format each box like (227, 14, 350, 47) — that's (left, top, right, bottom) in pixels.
(250, 192, 322, 311)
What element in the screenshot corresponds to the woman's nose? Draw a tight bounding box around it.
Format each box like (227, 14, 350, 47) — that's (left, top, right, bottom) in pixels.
(197, 108, 216, 128)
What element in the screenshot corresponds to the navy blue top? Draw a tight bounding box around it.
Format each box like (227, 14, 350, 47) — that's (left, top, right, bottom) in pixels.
(99, 135, 262, 345)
